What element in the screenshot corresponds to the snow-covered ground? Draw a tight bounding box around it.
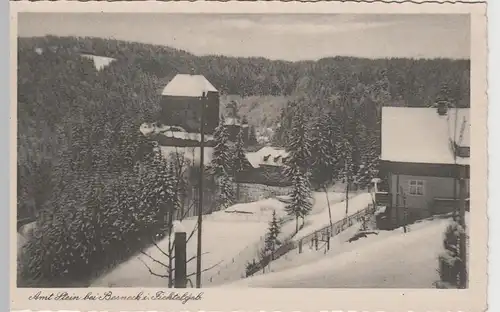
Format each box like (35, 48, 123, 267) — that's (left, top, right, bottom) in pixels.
(225, 215, 464, 288)
(91, 216, 268, 287)
(17, 221, 37, 254)
(91, 190, 371, 287)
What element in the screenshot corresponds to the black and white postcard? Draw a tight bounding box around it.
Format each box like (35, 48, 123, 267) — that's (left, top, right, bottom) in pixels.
(10, 1, 488, 311)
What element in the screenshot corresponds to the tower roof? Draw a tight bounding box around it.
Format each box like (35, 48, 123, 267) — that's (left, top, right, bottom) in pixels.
(161, 74, 218, 97)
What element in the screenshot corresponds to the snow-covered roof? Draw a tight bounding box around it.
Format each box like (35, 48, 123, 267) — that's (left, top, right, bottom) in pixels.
(80, 54, 116, 71)
(161, 131, 214, 142)
(161, 74, 218, 97)
(139, 123, 214, 141)
(246, 146, 289, 168)
(381, 107, 470, 165)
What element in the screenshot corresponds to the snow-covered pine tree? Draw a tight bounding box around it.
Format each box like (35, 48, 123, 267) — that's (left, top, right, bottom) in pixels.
(337, 132, 356, 216)
(211, 120, 232, 176)
(356, 131, 379, 190)
(286, 172, 313, 233)
(272, 100, 299, 147)
(310, 114, 335, 186)
(166, 159, 181, 210)
(217, 174, 234, 209)
(211, 121, 234, 208)
(284, 104, 312, 232)
(232, 128, 247, 200)
(268, 210, 281, 239)
(283, 105, 313, 232)
(264, 210, 282, 259)
(144, 148, 180, 232)
(310, 112, 337, 227)
(283, 107, 312, 179)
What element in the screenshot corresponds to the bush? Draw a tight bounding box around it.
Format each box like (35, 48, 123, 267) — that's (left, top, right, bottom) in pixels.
(244, 260, 260, 277)
(436, 221, 465, 288)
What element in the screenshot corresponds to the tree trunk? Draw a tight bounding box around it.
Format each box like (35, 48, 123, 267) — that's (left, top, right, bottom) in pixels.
(295, 215, 299, 233)
(323, 185, 333, 229)
(236, 182, 241, 202)
(345, 182, 350, 216)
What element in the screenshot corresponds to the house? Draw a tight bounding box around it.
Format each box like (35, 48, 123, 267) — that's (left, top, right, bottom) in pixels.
(378, 106, 470, 226)
(160, 74, 220, 135)
(236, 146, 291, 187)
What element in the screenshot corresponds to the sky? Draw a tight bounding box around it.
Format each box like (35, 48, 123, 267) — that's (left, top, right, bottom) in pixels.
(18, 13, 470, 61)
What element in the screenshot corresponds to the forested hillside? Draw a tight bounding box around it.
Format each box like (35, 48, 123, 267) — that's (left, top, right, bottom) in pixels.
(17, 35, 470, 286)
(17, 35, 471, 217)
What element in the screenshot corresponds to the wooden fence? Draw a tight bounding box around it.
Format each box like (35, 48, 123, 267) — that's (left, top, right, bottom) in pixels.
(245, 204, 375, 277)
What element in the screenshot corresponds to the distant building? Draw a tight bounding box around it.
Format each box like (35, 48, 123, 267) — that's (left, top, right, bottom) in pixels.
(236, 147, 291, 187)
(378, 106, 470, 226)
(140, 122, 216, 147)
(160, 74, 220, 135)
(245, 146, 289, 168)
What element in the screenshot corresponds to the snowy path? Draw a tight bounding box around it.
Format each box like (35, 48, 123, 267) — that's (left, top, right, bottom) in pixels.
(226, 217, 454, 288)
(280, 192, 373, 243)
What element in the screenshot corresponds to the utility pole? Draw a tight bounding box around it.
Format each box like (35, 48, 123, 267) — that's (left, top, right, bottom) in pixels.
(196, 91, 206, 288)
(452, 105, 459, 221)
(458, 164, 468, 288)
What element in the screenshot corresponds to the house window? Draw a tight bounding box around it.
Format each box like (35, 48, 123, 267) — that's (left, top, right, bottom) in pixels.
(408, 180, 424, 196)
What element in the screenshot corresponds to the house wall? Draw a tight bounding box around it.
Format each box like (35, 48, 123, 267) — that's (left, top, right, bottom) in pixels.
(152, 134, 215, 147)
(236, 165, 291, 187)
(160, 92, 220, 134)
(389, 173, 470, 219)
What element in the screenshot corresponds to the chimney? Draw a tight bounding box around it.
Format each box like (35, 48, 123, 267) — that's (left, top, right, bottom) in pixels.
(436, 101, 448, 116)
